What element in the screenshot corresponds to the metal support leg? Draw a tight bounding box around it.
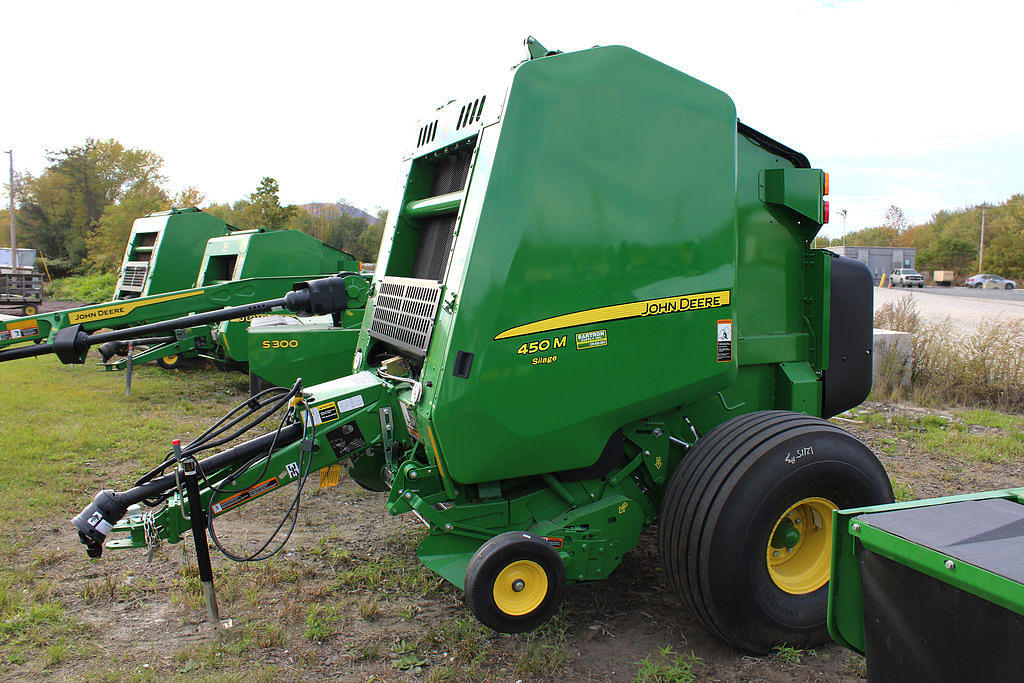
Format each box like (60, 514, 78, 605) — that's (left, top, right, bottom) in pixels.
(175, 439, 226, 630)
(125, 341, 133, 397)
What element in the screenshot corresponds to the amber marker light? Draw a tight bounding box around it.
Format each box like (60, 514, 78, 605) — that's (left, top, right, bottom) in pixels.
(823, 172, 830, 196)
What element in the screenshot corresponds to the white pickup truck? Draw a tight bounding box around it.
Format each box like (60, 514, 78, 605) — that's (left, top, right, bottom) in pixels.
(891, 267, 924, 287)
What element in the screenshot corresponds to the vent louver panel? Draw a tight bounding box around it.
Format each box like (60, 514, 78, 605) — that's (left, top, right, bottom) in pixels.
(456, 96, 486, 130)
(118, 262, 149, 292)
(411, 146, 474, 282)
(368, 276, 443, 356)
(417, 120, 438, 148)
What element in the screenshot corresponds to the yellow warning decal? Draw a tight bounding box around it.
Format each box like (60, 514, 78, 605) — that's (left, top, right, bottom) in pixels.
(6, 319, 38, 330)
(67, 290, 205, 325)
(494, 290, 731, 340)
(318, 464, 341, 488)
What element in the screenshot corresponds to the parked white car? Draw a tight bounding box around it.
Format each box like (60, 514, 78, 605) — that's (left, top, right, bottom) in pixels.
(891, 268, 924, 288)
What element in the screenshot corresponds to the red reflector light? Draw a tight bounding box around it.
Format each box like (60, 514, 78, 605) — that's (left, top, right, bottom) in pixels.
(823, 200, 830, 224)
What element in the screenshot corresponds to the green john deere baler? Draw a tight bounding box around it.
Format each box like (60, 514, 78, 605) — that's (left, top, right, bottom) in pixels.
(72, 38, 891, 653)
(113, 208, 234, 300)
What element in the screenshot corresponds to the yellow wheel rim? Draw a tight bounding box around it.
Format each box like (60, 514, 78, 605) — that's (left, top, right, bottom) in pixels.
(162, 355, 179, 367)
(492, 560, 548, 616)
(24, 305, 37, 315)
(766, 496, 837, 595)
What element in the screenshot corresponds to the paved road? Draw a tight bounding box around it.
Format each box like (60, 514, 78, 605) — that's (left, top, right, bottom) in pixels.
(875, 286, 1024, 334)
(887, 284, 1024, 304)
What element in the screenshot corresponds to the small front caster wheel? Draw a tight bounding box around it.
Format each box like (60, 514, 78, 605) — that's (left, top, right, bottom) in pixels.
(22, 304, 38, 316)
(156, 354, 180, 369)
(465, 531, 566, 633)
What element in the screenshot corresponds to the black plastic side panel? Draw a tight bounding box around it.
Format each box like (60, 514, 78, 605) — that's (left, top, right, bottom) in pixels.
(557, 428, 624, 482)
(860, 550, 1024, 680)
(821, 255, 873, 418)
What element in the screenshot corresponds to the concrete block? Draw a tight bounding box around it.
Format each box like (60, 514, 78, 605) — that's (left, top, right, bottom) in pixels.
(873, 328, 913, 387)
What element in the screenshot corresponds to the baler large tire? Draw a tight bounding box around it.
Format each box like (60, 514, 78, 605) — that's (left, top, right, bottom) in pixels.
(465, 531, 566, 633)
(658, 410, 892, 653)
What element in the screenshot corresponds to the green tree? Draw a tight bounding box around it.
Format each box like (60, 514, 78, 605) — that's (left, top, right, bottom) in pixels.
(245, 177, 297, 229)
(916, 237, 976, 275)
(18, 139, 166, 269)
(85, 183, 168, 271)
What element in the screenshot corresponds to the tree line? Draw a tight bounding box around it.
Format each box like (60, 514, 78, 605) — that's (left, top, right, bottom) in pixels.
(0, 138, 385, 277)
(823, 197, 1024, 281)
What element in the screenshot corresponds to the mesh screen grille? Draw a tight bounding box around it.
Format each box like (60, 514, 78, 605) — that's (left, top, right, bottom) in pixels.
(119, 262, 149, 291)
(368, 276, 443, 356)
(411, 147, 474, 282)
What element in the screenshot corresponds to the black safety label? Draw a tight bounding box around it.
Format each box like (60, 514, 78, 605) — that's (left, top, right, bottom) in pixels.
(717, 319, 733, 362)
(327, 422, 367, 457)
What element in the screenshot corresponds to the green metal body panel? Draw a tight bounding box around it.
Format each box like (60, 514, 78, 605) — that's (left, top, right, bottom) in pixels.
(827, 488, 1024, 655)
(196, 228, 357, 287)
(359, 45, 829, 483)
(245, 319, 362, 387)
(115, 208, 233, 299)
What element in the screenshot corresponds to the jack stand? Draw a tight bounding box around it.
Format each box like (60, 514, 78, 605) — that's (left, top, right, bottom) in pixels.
(125, 341, 134, 397)
(174, 439, 231, 632)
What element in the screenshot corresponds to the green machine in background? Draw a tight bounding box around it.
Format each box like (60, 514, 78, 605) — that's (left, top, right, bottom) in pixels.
(74, 38, 891, 653)
(114, 208, 234, 300)
(192, 228, 361, 368)
(0, 210, 363, 372)
(246, 315, 361, 388)
(828, 490, 1024, 678)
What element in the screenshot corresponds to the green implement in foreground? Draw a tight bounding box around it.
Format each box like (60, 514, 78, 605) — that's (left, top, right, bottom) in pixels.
(73, 38, 892, 653)
(828, 489, 1024, 678)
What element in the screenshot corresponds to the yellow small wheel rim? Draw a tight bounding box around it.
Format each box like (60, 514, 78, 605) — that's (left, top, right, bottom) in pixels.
(766, 496, 837, 595)
(492, 560, 548, 616)
(24, 305, 37, 315)
(162, 355, 179, 367)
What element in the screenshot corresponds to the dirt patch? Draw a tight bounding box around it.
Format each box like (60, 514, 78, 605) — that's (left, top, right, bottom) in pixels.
(7, 399, 1021, 681)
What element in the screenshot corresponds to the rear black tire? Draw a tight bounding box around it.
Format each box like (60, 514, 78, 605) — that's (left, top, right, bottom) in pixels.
(1006, 284, 1014, 290)
(465, 531, 566, 633)
(658, 410, 892, 653)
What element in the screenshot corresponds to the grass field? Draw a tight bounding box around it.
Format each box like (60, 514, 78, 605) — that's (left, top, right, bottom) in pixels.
(2, 356, 1023, 680)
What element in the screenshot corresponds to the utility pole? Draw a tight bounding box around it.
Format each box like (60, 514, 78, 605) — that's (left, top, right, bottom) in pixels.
(838, 209, 848, 248)
(978, 206, 986, 273)
(5, 150, 15, 269)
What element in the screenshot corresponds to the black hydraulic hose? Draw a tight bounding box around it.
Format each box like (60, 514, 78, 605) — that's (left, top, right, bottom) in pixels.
(207, 396, 315, 562)
(73, 422, 303, 557)
(134, 383, 297, 489)
(121, 424, 303, 507)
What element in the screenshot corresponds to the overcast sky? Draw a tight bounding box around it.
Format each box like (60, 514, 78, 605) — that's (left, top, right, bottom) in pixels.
(3, 0, 1022, 237)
